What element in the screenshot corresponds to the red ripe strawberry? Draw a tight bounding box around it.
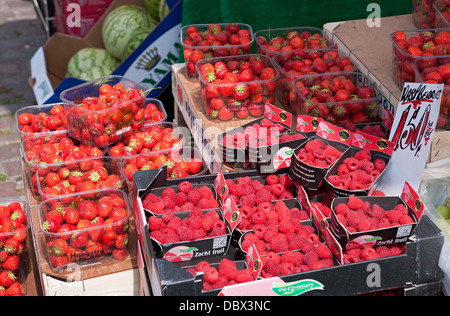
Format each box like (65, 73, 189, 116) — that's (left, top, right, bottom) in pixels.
(6, 282, 23, 296)
(233, 83, 250, 100)
(218, 107, 234, 121)
(2, 255, 20, 270)
(42, 217, 60, 233)
(0, 270, 16, 287)
(112, 248, 127, 260)
(63, 207, 79, 225)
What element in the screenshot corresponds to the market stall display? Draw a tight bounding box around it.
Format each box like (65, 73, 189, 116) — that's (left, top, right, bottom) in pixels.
(8, 0, 450, 297)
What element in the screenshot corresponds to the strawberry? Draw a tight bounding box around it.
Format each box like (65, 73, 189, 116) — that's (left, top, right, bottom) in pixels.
(2, 255, 20, 270)
(218, 107, 234, 121)
(6, 282, 23, 296)
(0, 270, 16, 288)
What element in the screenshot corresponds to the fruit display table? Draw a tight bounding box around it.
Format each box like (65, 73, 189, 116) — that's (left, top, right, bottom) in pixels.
(323, 14, 450, 163)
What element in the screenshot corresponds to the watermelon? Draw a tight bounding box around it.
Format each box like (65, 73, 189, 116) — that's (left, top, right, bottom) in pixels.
(66, 48, 119, 79)
(102, 5, 157, 61)
(125, 29, 151, 58)
(144, 0, 161, 21)
(159, 0, 170, 21)
(77, 65, 113, 81)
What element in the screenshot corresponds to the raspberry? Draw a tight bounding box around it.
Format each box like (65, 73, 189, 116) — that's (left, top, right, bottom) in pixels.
(174, 192, 187, 206)
(235, 268, 254, 283)
(251, 210, 267, 225)
(143, 193, 161, 204)
(148, 216, 163, 231)
(280, 262, 295, 275)
(324, 145, 342, 158)
(343, 254, 360, 264)
(303, 250, 319, 267)
(352, 170, 372, 185)
(337, 164, 350, 175)
(385, 209, 402, 223)
(199, 186, 214, 199)
(237, 176, 252, 186)
(149, 231, 165, 243)
(229, 183, 245, 197)
(399, 214, 414, 225)
(270, 184, 285, 197)
(357, 219, 371, 232)
(327, 175, 341, 186)
(270, 239, 289, 253)
(312, 147, 326, 160)
(305, 139, 325, 153)
(203, 267, 220, 284)
(335, 203, 349, 216)
(347, 196, 364, 210)
(389, 246, 403, 256)
(280, 250, 298, 265)
(375, 246, 392, 258)
(263, 258, 281, 277)
(360, 247, 379, 260)
(161, 188, 176, 199)
(188, 216, 202, 230)
(201, 215, 214, 231)
(378, 218, 391, 229)
(394, 204, 408, 215)
(354, 149, 371, 161)
(279, 219, 295, 234)
(266, 174, 279, 185)
(369, 204, 386, 219)
(163, 232, 179, 244)
(279, 175, 294, 189)
(178, 181, 192, 194)
(195, 261, 211, 272)
(187, 189, 202, 205)
(207, 198, 219, 209)
(210, 276, 228, 289)
(370, 190, 385, 196)
(373, 159, 386, 172)
(193, 228, 207, 240)
(255, 189, 272, 205)
(167, 216, 182, 231)
(314, 243, 332, 259)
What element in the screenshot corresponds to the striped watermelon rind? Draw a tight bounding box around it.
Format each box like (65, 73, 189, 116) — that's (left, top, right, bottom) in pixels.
(144, 0, 160, 21)
(66, 47, 120, 79)
(125, 29, 151, 58)
(102, 5, 157, 61)
(159, 0, 170, 21)
(77, 65, 114, 81)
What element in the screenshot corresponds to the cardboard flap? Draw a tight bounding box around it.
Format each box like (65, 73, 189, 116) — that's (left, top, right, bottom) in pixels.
(316, 120, 354, 146)
(296, 116, 322, 134)
(214, 171, 229, 203)
(222, 196, 242, 231)
(264, 102, 292, 128)
(401, 181, 424, 220)
(245, 243, 262, 281)
(352, 131, 395, 155)
(134, 167, 168, 195)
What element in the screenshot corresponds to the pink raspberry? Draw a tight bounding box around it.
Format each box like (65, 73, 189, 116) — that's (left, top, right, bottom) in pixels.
(347, 195, 364, 210)
(178, 181, 192, 194)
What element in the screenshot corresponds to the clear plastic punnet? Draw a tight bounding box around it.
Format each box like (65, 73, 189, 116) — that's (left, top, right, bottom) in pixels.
(37, 188, 132, 272)
(180, 23, 254, 77)
(60, 75, 149, 147)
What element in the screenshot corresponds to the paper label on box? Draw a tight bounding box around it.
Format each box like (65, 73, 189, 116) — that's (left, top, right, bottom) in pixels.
(352, 131, 394, 155)
(316, 121, 353, 145)
(245, 244, 262, 281)
(296, 116, 322, 133)
(222, 197, 241, 231)
(401, 181, 424, 220)
(376, 82, 444, 195)
(30, 47, 54, 105)
(264, 103, 292, 127)
(214, 171, 229, 203)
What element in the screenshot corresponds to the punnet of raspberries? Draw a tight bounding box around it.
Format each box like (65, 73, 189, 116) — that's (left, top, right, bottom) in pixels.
(238, 199, 309, 231)
(240, 219, 335, 274)
(142, 181, 219, 215)
(186, 258, 254, 290)
(297, 138, 343, 168)
(343, 244, 405, 264)
(327, 149, 387, 191)
(225, 174, 295, 211)
(334, 196, 415, 233)
(221, 118, 287, 149)
(148, 209, 227, 245)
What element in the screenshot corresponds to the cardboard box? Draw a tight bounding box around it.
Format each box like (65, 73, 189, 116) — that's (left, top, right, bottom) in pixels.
(30, 0, 182, 105)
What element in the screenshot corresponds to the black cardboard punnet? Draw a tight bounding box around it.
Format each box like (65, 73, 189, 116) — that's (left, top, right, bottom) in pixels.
(329, 182, 425, 254)
(324, 131, 395, 199)
(289, 120, 354, 191)
(217, 103, 292, 170)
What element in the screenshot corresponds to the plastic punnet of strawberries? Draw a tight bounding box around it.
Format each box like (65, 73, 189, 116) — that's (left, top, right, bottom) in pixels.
(63, 81, 147, 148)
(198, 55, 278, 121)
